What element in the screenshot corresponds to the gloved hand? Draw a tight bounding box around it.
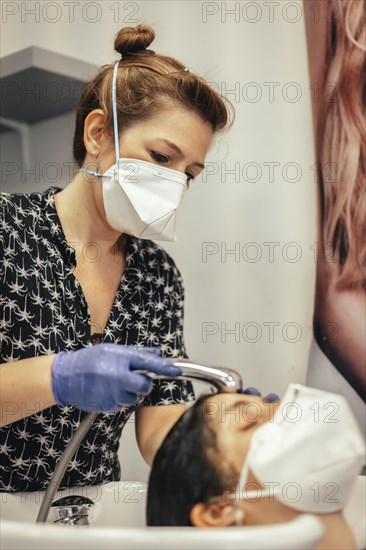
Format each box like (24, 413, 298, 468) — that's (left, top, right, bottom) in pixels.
(239, 386, 280, 403)
(51, 344, 181, 413)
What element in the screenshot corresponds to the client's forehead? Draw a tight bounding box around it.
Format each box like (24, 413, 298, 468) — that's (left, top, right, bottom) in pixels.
(200, 392, 266, 420)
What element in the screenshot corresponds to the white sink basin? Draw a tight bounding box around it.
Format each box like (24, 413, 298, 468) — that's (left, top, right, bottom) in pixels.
(0, 481, 147, 529)
(1, 477, 364, 549)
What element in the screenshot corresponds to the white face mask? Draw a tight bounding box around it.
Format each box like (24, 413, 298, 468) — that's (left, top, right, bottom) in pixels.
(236, 383, 365, 514)
(79, 61, 188, 241)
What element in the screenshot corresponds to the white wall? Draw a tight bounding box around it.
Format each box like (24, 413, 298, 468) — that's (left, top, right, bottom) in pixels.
(1, 1, 317, 480)
(1, 111, 76, 194)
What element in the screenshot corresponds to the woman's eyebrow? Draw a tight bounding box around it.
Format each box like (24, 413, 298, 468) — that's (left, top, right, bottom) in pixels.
(229, 398, 261, 409)
(223, 398, 264, 429)
(230, 399, 247, 409)
(155, 137, 205, 170)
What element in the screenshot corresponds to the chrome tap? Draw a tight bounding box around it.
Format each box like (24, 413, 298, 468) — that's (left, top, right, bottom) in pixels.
(49, 495, 95, 526)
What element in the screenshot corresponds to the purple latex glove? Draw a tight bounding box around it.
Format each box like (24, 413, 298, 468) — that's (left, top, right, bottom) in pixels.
(239, 387, 280, 402)
(51, 344, 181, 413)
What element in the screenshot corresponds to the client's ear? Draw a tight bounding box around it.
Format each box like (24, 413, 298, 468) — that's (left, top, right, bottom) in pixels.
(190, 502, 244, 527)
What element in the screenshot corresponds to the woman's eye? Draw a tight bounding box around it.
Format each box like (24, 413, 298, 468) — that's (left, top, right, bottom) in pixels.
(150, 151, 168, 163)
(150, 151, 195, 186)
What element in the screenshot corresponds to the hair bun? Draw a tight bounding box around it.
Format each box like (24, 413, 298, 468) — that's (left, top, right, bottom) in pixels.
(114, 24, 155, 57)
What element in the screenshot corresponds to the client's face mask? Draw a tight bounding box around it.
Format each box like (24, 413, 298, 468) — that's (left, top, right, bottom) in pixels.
(236, 383, 365, 514)
(79, 61, 188, 241)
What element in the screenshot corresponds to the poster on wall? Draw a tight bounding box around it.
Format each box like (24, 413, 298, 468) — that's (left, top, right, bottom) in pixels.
(304, 0, 365, 420)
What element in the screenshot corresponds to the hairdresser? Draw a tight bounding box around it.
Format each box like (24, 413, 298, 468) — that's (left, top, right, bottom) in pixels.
(0, 24, 233, 493)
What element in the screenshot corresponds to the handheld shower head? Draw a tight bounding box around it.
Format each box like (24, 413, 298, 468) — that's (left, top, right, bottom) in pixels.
(136, 358, 243, 392)
(36, 357, 242, 524)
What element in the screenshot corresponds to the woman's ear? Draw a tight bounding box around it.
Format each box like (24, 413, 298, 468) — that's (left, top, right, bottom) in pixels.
(83, 109, 107, 152)
(190, 502, 245, 527)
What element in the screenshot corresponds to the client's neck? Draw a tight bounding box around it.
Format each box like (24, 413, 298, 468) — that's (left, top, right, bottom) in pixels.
(315, 512, 356, 550)
(246, 500, 356, 549)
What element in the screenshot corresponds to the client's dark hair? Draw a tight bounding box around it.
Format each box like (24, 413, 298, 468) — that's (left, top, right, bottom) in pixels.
(146, 394, 238, 526)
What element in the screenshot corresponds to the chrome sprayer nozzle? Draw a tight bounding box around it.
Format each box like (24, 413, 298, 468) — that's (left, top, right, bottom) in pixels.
(135, 358, 243, 393)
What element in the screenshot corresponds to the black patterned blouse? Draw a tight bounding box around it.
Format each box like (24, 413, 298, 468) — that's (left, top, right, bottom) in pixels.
(0, 186, 195, 493)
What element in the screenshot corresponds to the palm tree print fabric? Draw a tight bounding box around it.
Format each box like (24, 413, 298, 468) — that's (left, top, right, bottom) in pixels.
(0, 186, 195, 492)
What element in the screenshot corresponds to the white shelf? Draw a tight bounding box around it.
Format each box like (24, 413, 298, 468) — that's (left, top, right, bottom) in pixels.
(0, 46, 99, 128)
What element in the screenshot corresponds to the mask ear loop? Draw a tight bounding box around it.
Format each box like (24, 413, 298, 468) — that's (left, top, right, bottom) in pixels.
(233, 503, 245, 526)
(111, 60, 121, 182)
(236, 453, 275, 503)
(79, 60, 121, 182)
(237, 456, 250, 502)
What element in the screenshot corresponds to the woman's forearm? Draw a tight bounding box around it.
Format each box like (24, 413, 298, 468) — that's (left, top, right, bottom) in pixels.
(0, 355, 57, 427)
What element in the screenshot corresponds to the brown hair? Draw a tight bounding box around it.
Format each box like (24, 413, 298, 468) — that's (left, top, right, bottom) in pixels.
(73, 24, 234, 168)
(317, 0, 365, 290)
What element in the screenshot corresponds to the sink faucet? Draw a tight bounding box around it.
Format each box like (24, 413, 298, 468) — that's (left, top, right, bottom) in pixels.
(49, 495, 95, 526)
(36, 358, 243, 524)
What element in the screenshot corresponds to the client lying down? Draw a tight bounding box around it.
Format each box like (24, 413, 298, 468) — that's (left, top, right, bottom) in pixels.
(147, 384, 365, 549)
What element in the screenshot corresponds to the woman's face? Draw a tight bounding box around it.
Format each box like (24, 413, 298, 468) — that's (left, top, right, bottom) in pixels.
(189, 392, 286, 528)
(84, 101, 214, 187)
(202, 392, 280, 475)
(191, 393, 354, 546)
